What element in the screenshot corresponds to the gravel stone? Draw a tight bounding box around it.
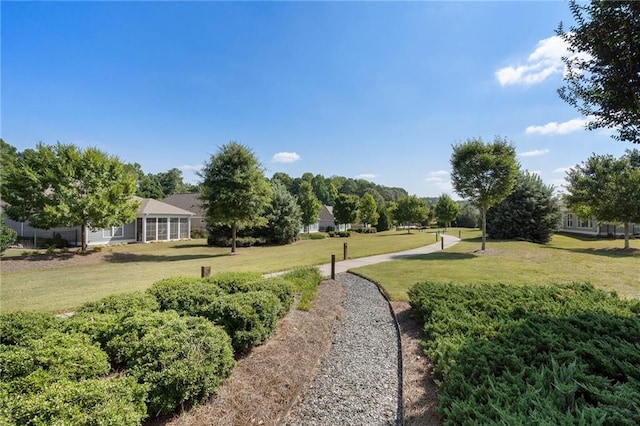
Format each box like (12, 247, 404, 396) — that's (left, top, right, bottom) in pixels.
(285, 273, 400, 425)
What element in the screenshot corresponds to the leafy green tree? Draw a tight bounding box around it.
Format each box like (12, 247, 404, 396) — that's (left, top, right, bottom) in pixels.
(333, 194, 359, 230)
(2, 143, 139, 251)
(0, 216, 17, 256)
(0, 139, 18, 189)
(451, 137, 519, 250)
(359, 193, 379, 228)
(271, 172, 294, 193)
(395, 196, 428, 233)
(263, 182, 302, 244)
(200, 142, 272, 253)
(435, 194, 461, 230)
(297, 181, 322, 234)
(565, 149, 640, 249)
(311, 174, 333, 205)
(455, 202, 481, 228)
(558, 1, 640, 144)
(487, 172, 562, 244)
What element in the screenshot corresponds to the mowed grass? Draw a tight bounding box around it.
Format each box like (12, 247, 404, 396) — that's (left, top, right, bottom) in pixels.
(352, 230, 640, 301)
(0, 229, 444, 313)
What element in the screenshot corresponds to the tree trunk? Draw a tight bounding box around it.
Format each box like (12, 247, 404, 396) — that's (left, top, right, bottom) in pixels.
(81, 223, 88, 252)
(231, 223, 237, 254)
(481, 204, 487, 251)
(624, 222, 630, 250)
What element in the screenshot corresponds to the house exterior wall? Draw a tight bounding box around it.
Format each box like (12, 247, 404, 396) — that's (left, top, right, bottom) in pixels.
(86, 222, 136, 246)
(560, 212, 639, 237)
(3, 216, 81, 248)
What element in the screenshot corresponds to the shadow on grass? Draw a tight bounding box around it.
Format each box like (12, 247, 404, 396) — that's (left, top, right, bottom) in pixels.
(391, 252, 476, 261)
(169, 243, 210, 249)
(104, 252, 229, 263)
(546, 246, 640, 259)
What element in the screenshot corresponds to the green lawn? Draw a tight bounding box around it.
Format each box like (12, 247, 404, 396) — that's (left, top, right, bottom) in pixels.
(0, 229, 444, 313)
(352, 230, 640, 301)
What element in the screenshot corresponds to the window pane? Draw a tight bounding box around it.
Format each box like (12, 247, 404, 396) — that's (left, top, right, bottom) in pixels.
(170, 218, 179, 239)
(158, 218, 168, 240)
(146, 219, 156, 241)
(180, 218, 189, 238)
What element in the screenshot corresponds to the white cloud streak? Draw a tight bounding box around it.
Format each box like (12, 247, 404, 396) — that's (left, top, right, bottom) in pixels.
(553, 167, 571, 174)
(356, 173, 377, 180)
(518, 149, 550, 157)
(272, 152, 300, 163)
(179, 164, 204, 172)
(525, 117, 588, 135)
(425, 170, 452, 192)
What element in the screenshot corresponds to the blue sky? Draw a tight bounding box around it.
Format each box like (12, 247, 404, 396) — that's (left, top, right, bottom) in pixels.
(1, 1, 632, 199)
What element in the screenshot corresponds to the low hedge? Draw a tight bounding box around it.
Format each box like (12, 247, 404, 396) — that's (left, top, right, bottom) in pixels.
(207, 274, 294, 317)
(77, 292, 159, 314)
(0, 311, 59, 345)
(147, 277, 224, 313)
(409, 281, 640, 425)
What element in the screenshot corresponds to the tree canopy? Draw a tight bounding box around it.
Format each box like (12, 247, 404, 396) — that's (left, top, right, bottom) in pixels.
(199, 142, 272, 253)
(359, 193, 379, 227)
(450, 137, 519, 250)
(333, 194, 359, 230)
(558, 0, 640, 143)
(565, 149, 640, 249)
(487, 172, 562, 244)
(394, 196, 428, 233)
(434, 194, 460, 230)
(297, 181, 322, 233)
(263, 181, 302, 245)
(1, 142, 139, 251)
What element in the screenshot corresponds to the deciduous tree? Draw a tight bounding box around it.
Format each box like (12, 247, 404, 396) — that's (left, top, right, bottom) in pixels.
(333, 194, 359, 231)
(394, 196, 428, 233)
(296, 181, 321, 234)
(450, 137, 518, 250)
(359, 193, 379, 228)
(200, 142, 272, 253)
(434, 194, 460, 230)
(565, 149, 640, 249)
(558, 0, 640, 144)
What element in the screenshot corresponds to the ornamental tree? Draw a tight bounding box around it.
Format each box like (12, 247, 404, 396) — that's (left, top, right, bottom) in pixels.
(434, 194, 460, 230)
(1, 142, 139, 251)
(487, 172, 562, 244)
(263, 181, 302, 245)
(359, 193, 379, 228)
(200, 142, 272, 253)
(394, 196, 428, 233)
(297, 181, 322, 234)
(565, 149, 640, 249)
(333, 194, 359, 231)
(558, 1, 640, 143)
(450, 137, 519, 250)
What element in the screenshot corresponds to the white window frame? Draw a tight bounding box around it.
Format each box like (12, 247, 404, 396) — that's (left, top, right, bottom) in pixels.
(103, 225, 124, 238)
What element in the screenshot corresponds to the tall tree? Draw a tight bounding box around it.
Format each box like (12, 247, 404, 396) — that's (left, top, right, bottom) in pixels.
(263, 181, 302, 245)
(0, 216, 17, 256)
(297, 181, 321, 234)
(200, 142, 272, 253)
(394, 196, 428, 233)
(565, 149, 640, 249)
(558, 0, 640, 144)
(487, 172, 562, 244)
(333, 194, 359, 231)
(271, 172, 294, 193)
(359, 193, 379, 228)
(1, 143, 139, 251)
(450, 137, 519, 250)
(455, 202, 481, 228)
(435, 194, 461, 230)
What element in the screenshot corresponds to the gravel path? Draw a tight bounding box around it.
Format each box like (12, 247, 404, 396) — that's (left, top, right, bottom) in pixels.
(285, 273, 401, 425)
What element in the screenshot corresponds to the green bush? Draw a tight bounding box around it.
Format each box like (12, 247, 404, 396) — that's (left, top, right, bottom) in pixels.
(147, 277, 224, 313)
(77, 291, 160, 315)
(120, 313, 235, 416)
(204, 271, 262, 291)
(282, 267, 323, 311)
(208, 291, 282, 353)
(337, 231, 351, 237)
(328, 231, 336, 237)
(60, 312, 121, 349)
(409, 281, 640, 425)
(0, 311, 59, 345)
(1, 375, 147, 426)
(299, 232, 326, 240)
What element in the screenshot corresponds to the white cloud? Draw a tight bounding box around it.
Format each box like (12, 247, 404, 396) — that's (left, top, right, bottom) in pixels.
(553, 167, 571, 174)
(425, 171, 452, 193)
(272, 152, 300, 163)
(518, 149, 550, 157)
(429, 170, 449, 177)
(495, 35, 592, 86)
(356, 173, 377, 180)
(179, 164, 204, 172)
(525, 117, 588, 135)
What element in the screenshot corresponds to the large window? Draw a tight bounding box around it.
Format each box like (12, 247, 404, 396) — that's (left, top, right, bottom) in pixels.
(157, 218, 168, 240)
(103, 225, 124, 238)
(146, 219, 157, 241)
(170, 218, 179, 240)
(179, 218, 189, 238)
(566, 214, 573, 227)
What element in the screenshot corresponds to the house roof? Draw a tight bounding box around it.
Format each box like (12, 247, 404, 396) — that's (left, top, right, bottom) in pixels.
(134, 196, 194, 216)
(162, 193, 204, 217)
(319, 205, 335, 222)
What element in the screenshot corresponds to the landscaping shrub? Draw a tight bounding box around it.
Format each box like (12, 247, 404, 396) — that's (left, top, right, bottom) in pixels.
(147, 277, 224, 313)
(60, 312, 122, 349)
(328, 231, 336, 237)
(299, 232, 326, 240)
(409, 281, 640, 425)
(1, 375, 147, 426)
(0, 311, 59, 345)
(208, 291, 282, 353)
(337, 231, 351, 237)
(116, 313, 235, 416)
(77, 291, 160, 315)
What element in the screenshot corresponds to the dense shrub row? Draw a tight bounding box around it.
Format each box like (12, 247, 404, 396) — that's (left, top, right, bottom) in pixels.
(0, 268, 321, 425)
(409, 281, 640, 425)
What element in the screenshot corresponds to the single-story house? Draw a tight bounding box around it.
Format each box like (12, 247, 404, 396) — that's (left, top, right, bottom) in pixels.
(2, 196, 193, 248)
(162, 193, 206, 233)
(300, 205, 351, 233)
(560, 211, 639, 237)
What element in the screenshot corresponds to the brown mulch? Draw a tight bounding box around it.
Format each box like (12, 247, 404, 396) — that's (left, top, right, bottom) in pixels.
(149, 281, 440, 426)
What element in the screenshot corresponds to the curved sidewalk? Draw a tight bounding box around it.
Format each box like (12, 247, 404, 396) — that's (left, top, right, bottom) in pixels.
(316, 235, 461, 278)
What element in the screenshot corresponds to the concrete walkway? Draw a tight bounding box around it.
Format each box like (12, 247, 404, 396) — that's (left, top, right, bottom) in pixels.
(315, 235, 461, 278)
